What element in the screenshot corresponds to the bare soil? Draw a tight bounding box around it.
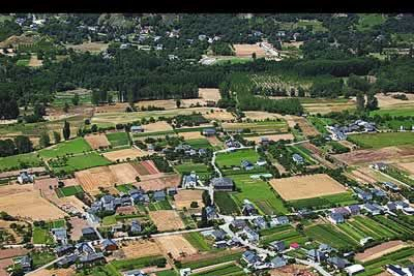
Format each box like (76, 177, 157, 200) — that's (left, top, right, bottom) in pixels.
(149, 210, 185, 232)
(103, 148, 150, 162)
(355, 241, 407, 263)
(84, 133, 111, 149)
(233, 43, 266, 57)
(174, 190, 204, 210)
(155, 235, 198, 259)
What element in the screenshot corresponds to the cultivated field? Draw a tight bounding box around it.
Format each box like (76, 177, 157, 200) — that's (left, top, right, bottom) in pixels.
(84, 133, 111, 149)
(301, 98, 355, 114)
(174, 190, 204, 210)
(243, 111, 285, 120)
(233, 43, 266, 57)
(222, 121, 288, 134)
(68, 217, 89, 241)
(349, 132, 414, 149)
(66, 42, 109, 53)
(198, 88, 221, 102)
(95, 102, 130, 113)
(136, 99, 177, 110)
(155, 235, 198, 259)
(244, 133, 294, 143)
(0, 184, 66, 220)
(396, 161, 414, 175)
(203, 109, 235, 121)
(355, 241, 407, 263)
(149, 210, 185, 232)
(179, 131, 205, 140)
(117, 240, 162, 259)
(109, 163, 140, 184)
(143, 121, 174, 133)
(103, 148, 149, 162)
(269, 174, 348, 201)
(335, 146, 414, 165)
(29, 268, 75, 276)
(75, 166, 118, 193)
(292, 116, 320, 137)
(105, 131, 130, 147)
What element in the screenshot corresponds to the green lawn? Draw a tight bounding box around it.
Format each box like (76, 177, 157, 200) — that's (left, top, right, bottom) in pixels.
(175, 162, 210, 177)
(216, 149, 261, 168)
(348, 132, 414, 149)
(39, 138, 92, 159)
(0, 153, 43, 172)
(32, 227, 54, 244)
(16, 59, 30, 66)
(116, 184, 136, 193)
(230, 174, 289, 215)
(106, 132, 130, 147)
(57, 185, 83, 197)
(184, 232, 211, 251)
(31, 251, 56, 269)
(186, 138, 212, 149)
(357, 14, 386, 31)
(214, 191, 240, 215)
(50, 152, 111, 174)
(260, 225, 307, 246)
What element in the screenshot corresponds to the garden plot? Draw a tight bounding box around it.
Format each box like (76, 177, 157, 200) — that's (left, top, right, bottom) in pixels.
(203, 109, 235, 121)
(222, 121, 288, 134)
(233, 43, 266, 57)
(66, 42, 109, 53)
(0, 184, 66, 220)
(245, 133, 294, 143)
(335, 146, 414, 165)
(243, 111, 285, 120)
(198, 88, 221, 102)
(94, 102, 131, 113)
(155, 235, 198, 259)
(149, 210, 185, 232)
(174, 190, 204, 210)
(137, 174, 180, 192)
(349, 132, 414, 149)
(269, 174, 348, 201)
(105, 131, 130, 147)
(84, 133, 111, 149)
(103, 148, 149, 162)
(292, 116, 320, 137)
(117, 240, 162, 259)
(355, 241, 408, 263)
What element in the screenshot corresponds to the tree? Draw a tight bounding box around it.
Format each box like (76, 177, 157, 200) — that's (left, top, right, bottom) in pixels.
(39, 132, 50, 148)
(298, 86, 305, 97)
(53, 131, 61, 144)
(190, 201, 199, 208)
(91, 124, 98, 132)
(72, 94, 80, 106)
(14, 136, 33, 154)
(252, 52, 256, 60)
(91, 89, 100, 105)
(63, 121, 70, 140)
(63, 102, 70, 113)
(176, 99, 181, 108)
(34, 103, 46, 118)
(366, 93, 378, 111)
(202, 190, 212, 207)
(356, 92, 365, 112)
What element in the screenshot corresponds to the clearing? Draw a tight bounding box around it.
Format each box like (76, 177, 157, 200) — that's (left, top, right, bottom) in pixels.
(198, 88, 221, 102)
(155, 235, 198, 259)
(269, 174, 348, 201)
(66, 42, 109, 53)
(233, 43, 266, 58)
(149, 210, 185, 232)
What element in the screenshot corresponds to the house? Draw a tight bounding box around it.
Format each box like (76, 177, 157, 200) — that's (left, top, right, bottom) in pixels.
(385, 202, 397, 212)
(211, 177, 234, 191)
(76, 242, 95, 254)
(231, 219, 247, 230)
(56, 253, 79, 268)
(292, 154, 304, 165)
(355, 188, 373, 201)
(211, 229, 226, 241)
(270, 256, 287, 268)
(17, 171, 34, 184)
(124, 270, 148, 276)
(102, 239, 118, 251)
(319, 244, 335, 253)
(328, 257, 350, 269)
(360, 237, 374, 246)
(387, 265, 407, 276)
(395, 201, 409, 210)
(260, 137, 270, 145)
(256, 159, 267, 166)
(269, 240, 285, 252)
(241, 160, 254, 170)
(347, 205, 361, 215)
(155, 44, 163, 51)
(242, 226, 259, 242)
(290, 242, 300, 249)
(182, 172, 197, 188)
(51, 227, 68, 245)
(242, 251, 261, 267)
(328, 212, 345, 224)
(345, 264, 365, 276)
(180, 268, 192, 276)
(82, 227, 97, 239)
(253, 217, 267, 230)
(242, 200, 258, 216)
(153, 190, 166, 201)
(270, 216, 289, 227)
(383, 182, 401, 192)
(167, 187, 177, 196)
(372, 162, 388, 171)
(79, 252, 105, 267)
(19, 255, 32, 272)
(214, 240, 228, 248)
(402, 206, 414, 215)
(130, 125, 144, 133)
(55, 244, 74, 256)
(333, 207, 351, 217)
(363, 203, 383, 216)
(307, 249, 327, 262)
(101, 195, 115, 211)
(225, 139, 241, 148)
(202, 128, 216, 136)
(130, 220, 142, 234)
(120, 194, 133, 206)
(205, 206, 217, 220)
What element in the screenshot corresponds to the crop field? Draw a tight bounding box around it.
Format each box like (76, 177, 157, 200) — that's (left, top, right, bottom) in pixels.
(214, 191, 240, 215)
(105, 131, 130, 147)
(39, 138, 92, 159)
(185, 138, 212, 149)
(301, 98, 355, 114)
(355, 241, 408, 263)
(0, 184, 67, 220)
(174, 189, 204, 210)
(260, 225, 307, 246)
(244, 133, 294, 144)
(155, 234, 198, 259)
(50, 152, 111, 174)
(230, 174, 289, 215)
(84, 133, 111, 149)
(175, 161, 210, 177)
(56, 185, 83, 197)
(307, 116, 336, 135)
(347, 216, 400, 240)
(304, 224, 358, 249)
(0, 153, 43, 172)
(32, 226, 54, 244)
(184, 232, 211, 251)
(149, 210, 185, 232)
(288, 192, 357, 209)
(216, 149, 261, 168)
(348, 132, 414, 149)
(181, 250, 244, 270)
(222, 121, 288, 134)
(192, 263, 244, 276)
(287, 145, 317, 165)
(103, 148, 149, 162)
(66, 41, 109, 53)
(233, 43, 266, 57)
(269, 174, 348, 201)
(118, 240, 163, 259)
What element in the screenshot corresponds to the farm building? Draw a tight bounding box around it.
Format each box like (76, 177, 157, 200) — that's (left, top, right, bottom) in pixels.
(102, 239, 118, 251)
(51, 227, 68, 245)
(362, 203, 383, 216)
(383, 181, 401, 192)
(345, 264, 365, 276)
(269, 240, 285, 252)
(253, 216, 267, 229)
(270, 216, 289, 227)
(130, 125, 144, 133)
(328, 257, 350, 269)
(78, 252, 105, 267)
(270, 256, 287, 268)
(242, 200, 258, 216)
(130, 220, 142, 234)
(82, 227, 97, 239)
(210, 177, 234, 191)
(242, 226, 259, 242)
(55, 244, 75, 256)
(56, 253, 79, 268)
(153, 190, 166, 201)
(241, 160, 254, 170)
(242, 251, 261, 268)
(17, 171, 34, 184)
(231, 219, 247, 230)
(292, 154, 304, 165)
(182, 172, 197, 188)
(328, 212, 345, 224)
(202, 128, 216, 136)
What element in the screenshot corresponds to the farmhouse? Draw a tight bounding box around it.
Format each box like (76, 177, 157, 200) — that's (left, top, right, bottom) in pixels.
(182, 172, 197, 188)
(354, 188, 373, 201)
(241, 160, 254, 170)
(211, 177, 234, 191)
(292, 154, 304, 165)
(102, 239, 118, 251)
(269, 240, 286, 252)
(55, 244, 75, 256)
(153, 190, 166, 201)
(363, 203, 383, 216)
(328, 256, 350, 270)
(383, 181, 401, 192)
(231, 219, 247, 230)
(205, 206, 218, 220)
(270, 256, 287, 268)
(242, 226, 259, 242)
(17, 171, 34, 184)
(78, 252, 105, 267)
(131, 125, 144, 133)
(306, 249, 327, 262)
(253, 216, 267, 229)
(270, 216, 289, 227)
(202, 128, 216, 136)
(82, 227, 97, 240)
(347, 205, 361, 215)
(328, 212, 345, 224)
(51, 227, 68, 245)
(345, 264, 365, 276)
(130, 220, 142, 234)
(56, 253, 79, 268)
(242, 251, 261, 267)
(242, 200, 258, 216)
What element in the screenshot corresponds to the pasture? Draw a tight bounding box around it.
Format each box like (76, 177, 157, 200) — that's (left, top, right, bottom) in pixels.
(38, 138, 92, 159)
(185, 138, 212, 149)
(0, 153, 43, 172)
(49, 152, 111, 174)
(215, 149, 261, 168)
(175, 161, 210, 178)
(57, 185, 84, 197)
(348, 132, 414, 149)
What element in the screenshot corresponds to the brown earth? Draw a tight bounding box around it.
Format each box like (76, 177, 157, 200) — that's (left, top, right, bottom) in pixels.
(135, 174, 180, 192)
(155, 235, 198, 259)
(292, 116, 320, 137)
(68, 217, 89, 241)
(335, 146, 414, 165)
(143, 121, 174, 132)
(84, 133, 111, 149)
(355, 241, 407, 263)
(174, 190, 204, 210)
(95, 102, 131, 113)
(29, 268, 75, 276)
(109, 163, 141, 184)
(149, 210, 185, 232)
(233, 43, 266, 57)
(115, 239, 162, 260)
(66, 42, 109, 53)
(103, 148, 150, 162)
(244, 134, 294, 143)
(179, 131, 205, 140)
(198, 88, 221, 102)
(28, 55, 42, 67)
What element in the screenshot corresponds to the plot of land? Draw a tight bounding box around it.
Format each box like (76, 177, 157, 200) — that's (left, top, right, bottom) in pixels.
(68, 217, 89, 241)
(203, 109, 235, 121)
(222, 121, 288, 134)
(28, 268, 75, 276)
(355, 241, 407, 263)
(335, 146, 414, 165)
(39, 137, 92, 159)
(174, 190, 204, 210)
(103, 148, 149, 162)
(233, 43, 266, 58)
(292, 116, 320, 137)
(95, 102, 131, 113)
(269, 174, 348, 201)
(66, 42, 109, 53)
(118, 240, 162, 259)
(84, 133, 111, 149)
(76, 166, 118, 193)
(349, 132, 414, 149)
(109, 162, 141, 184)
(136, 99, 177, 110)
(149, 210, 185, 232)
(301, 98, 355, 114)
(28, 55, 43, 67)
(105, 131, 130, 147)
(156, 235, 198, 259)
(198, 88, 221, 102)
(137, 174, 180, 192)
(49, 152, 111, 174)
(396, 162, 414, 176)
(0, 184, 66, 220)
(179, 131, 204, 140)
(245, 133, 294, 143)
(143, 121, 174, 133)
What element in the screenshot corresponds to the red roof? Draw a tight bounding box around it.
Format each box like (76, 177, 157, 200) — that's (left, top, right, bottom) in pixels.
(290, 242, 300, 249)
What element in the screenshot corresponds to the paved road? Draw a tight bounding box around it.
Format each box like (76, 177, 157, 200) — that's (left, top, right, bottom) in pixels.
(25, 256, 66, 275)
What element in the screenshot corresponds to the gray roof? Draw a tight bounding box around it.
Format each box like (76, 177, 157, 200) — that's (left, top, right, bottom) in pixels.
(211, 177, 234, 187)
(82, 227, 96, 235)
(79, 252, 105, 263)
(242, 251, 260, 264)
(328, 257, 350, 269)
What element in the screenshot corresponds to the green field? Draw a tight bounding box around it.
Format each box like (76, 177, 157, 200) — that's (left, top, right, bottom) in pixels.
(307, 116, 336, 135)
(184, 232, 211, 251)
(192, 263, 244, 276)
(181, 251, 243, 270)
(296, 19, 328, 32)
(357, 14, 386, 31)
(148, 199, 173, 211)
(223, 121, 288, 135)
(156, 270, 178, 276)
(216, 149, 261, 168)
(175, 161, 210, 177)
(39, 137, 92, 159)
(260, 225, 307, 246)
(348, 132, 414, 149)
(16, 59, 30, 66)
(116, 184, 136, 193)
(57, 185, 84, 197)
(186, 138, 212, 149)
(32, 227, 54, 244)
(230, 174, 289, 215)
(111, 256, 166, 271)
(106, 132, 130, 147)
(288, 192, 357, 210)
(31, 251, 56, 269)
(370, 106, 414, 117)
(0, 153, 43, 172)
(50, 152, 111, 174)
(214, 191, 240, 215)
(305, 224, 358, 250)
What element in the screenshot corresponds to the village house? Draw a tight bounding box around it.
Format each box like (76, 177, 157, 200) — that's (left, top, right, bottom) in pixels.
(307, 249, 327, 262)
(363, 203, 383, 216)
(354, 188, 373, 201)
(17, 171, 34, 184)
(130, 220, 142, 234)
(153, 190, 166, 201)
(55, 244, 75, 257)
(386, 264, 414, 276)
(383, 182, 401, 192)
(270, 216, 289, 227)
(253, 217, 267, 230)
(271, 256, 287, 268)
(345, 264, 365, 276)
(182, 172, 197, 188)
(202, 128, 216, 136)
(130, 125, 144, 133)
(102, 239, 118, 252)
(328, 212, 345, 224)
(347, 204, 361, 215)
(210, 229, 227, 241)
(231, 219, 247, 230)
(292, 154, 304, 165)
(242, 226, 259, 242)
(82, 227, 97, 240)
(328, 256, 351, 270)
(56, 253, 79, 268)
(385, 202, 397, 212)
(241, 160, 254, 170)
(205, 206, 218, 220)
(211, 177, 234, 191)
(78, 252, 105, 267)
(242, 251, 262, 268)
(51, 227, 68, 245)
(242, 200, 258, 216)
(269, 240, 286, 252)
